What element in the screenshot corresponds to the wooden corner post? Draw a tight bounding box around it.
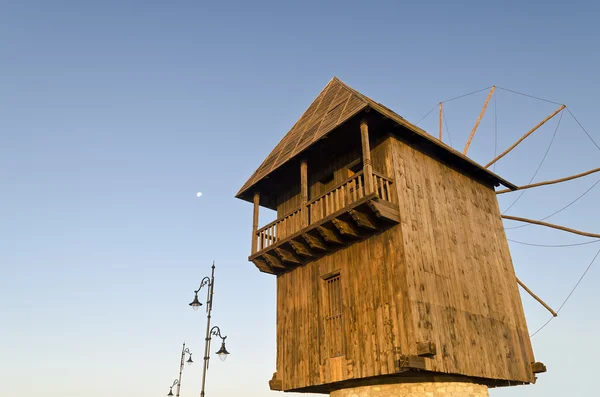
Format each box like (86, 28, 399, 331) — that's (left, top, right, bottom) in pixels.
(300, 160, 308, 227)
(360, 120, 374, 194)
(252, 192, 260, 254)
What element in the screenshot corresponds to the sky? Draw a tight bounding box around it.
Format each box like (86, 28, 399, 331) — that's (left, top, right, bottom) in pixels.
(1, 1, 599, 396)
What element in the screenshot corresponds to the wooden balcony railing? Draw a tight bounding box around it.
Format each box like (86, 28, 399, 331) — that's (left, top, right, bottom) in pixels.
(253, 170, 396, 253)
(373, 171, 396, 204)
(255, 207, 302, 252)
(309, 171, 365, 223)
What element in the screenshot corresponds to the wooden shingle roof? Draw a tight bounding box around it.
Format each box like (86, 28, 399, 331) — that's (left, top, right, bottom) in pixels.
(236, 77, 516, 201)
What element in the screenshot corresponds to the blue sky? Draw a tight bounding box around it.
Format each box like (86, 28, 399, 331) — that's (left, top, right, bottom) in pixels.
(1, 1, 599, 396)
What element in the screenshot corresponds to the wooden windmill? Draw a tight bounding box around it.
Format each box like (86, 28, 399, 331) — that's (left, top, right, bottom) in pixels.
(235, 77, 600, 397)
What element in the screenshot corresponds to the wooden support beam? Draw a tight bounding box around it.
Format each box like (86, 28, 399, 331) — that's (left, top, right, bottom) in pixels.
(503, 215, 600, 239)
(367, 200, 401, 223)
(464, 86, 495, 155)
(317, 225, 344, 245)
(398, 355, 427, 371)
(302, 233, 328, 251)
(416, 341, 437, 358)
(516, 276, 558, 317)
(300, 159, 308, 227)
(251, 192, 260, 254)
(439, 102, 443, 141)
(269, 373, 283, 391)
(251, 258, 275, 274)
(275, 247, 302, 265)
(486, 104, 565, 168)
(289, 239, 314, 257)
(349, 209, 378, 230)
(332, 218, 360, 238)
(263, 253, 288, 270)
(531, 362, 547, 374)
(496, 167, 600, 194)
(360, 120, 374, 194)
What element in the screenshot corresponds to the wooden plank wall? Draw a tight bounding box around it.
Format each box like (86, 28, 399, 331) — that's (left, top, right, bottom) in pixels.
(274, 135, 535, 391)
(276, 224, 415, 390)
(390, 136, 535, 383)
(276, 138, 416, 390)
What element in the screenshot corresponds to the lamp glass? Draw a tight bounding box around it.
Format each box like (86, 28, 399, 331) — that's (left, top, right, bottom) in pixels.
(189, 293, 202, 311)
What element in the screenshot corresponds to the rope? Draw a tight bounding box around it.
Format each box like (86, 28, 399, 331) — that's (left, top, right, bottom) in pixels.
(502, 111, 563, 214)
(530, 247, 600, 337)
(495, 86, 563, 106)
(441, 86, 493, 104)
(508, 238, 600, 248)
(415, 105, 438, 126)
(415, 86, 493, 126)
(442, 109, 453, 147)
(505, 177, 600, 229)
(566, 107, 600, 153)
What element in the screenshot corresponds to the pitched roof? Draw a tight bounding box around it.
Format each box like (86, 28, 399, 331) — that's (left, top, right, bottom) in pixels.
(236, 77, 516, 200)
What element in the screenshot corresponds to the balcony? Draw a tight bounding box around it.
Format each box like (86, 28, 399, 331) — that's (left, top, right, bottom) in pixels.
(250, 170, 400, 275)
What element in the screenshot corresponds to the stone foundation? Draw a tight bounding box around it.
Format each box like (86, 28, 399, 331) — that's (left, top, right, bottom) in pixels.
(330, 382, 489, 397)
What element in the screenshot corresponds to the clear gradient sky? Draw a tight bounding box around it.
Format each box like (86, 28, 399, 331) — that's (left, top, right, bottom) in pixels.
(1, 1, 599, 396)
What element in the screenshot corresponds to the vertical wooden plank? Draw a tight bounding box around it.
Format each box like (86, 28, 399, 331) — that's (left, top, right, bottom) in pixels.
(252, 192, 260, 253)
(360, 120, 374, 194)
(301, 160, 308, 227)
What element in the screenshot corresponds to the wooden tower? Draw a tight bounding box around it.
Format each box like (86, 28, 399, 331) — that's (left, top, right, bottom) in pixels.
(235, 78, 545, 396)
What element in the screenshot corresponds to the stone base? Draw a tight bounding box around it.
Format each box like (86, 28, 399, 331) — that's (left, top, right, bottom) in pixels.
(330, 382, 489, 397)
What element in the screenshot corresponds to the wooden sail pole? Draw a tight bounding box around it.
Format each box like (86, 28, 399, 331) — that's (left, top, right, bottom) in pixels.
(485, 104, 566, 168)
(463, 86, 495, 155)
(516, 277, 558, 317)
(496, 167, 600, 194)
(502, 215, 600, 239)
(439, 102, 443, 141)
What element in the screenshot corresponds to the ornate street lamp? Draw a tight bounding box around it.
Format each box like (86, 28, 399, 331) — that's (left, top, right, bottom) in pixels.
(168, 342, 194, 397)
(189, 262, 231, 397)
(167, 379, 178, 397)
(211, 326, 230, 362)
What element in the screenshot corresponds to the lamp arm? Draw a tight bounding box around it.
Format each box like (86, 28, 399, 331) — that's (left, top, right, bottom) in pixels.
(194, 276, 212, 293)
(210, 325, 227, 342)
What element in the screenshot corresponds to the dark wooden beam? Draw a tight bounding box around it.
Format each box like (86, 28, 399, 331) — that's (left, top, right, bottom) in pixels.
(317, 225, 344, 245)
(531, 362, 547, 374)
(367, 200, 401, 223)
(416, 341, 437, 358)
(275, 247, 302, 265)
(263, 253, 288, 270)
(289, 239, 314, 257)
(332, 218, 360, 238)
(349, 209, 378, 230)
(251, 258, 275, 274)
(397, 355, 427, 371)
(302, 233, 328, 251)
(269, 372, 283, 391)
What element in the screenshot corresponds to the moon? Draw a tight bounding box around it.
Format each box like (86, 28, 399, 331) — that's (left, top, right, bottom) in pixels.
(196, 192, 203, 197)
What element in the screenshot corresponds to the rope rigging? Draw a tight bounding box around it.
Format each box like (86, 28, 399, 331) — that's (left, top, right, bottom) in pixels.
(501, 111, 563, 215)
(415, 84, 600, 339)
(530, 247, 600, 337)
(504, 177, 600, 229)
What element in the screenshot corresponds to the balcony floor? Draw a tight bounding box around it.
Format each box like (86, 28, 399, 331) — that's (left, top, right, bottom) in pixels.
(249, 193, 400, 275)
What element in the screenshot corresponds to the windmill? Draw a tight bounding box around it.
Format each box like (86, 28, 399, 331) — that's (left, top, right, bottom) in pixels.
(235, 78, 599, 397)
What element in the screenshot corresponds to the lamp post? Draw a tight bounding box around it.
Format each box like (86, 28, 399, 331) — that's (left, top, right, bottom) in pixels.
(167, 379, 178, 397)
(170, 342, 193, 397)
(188, 262, 230, 397)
